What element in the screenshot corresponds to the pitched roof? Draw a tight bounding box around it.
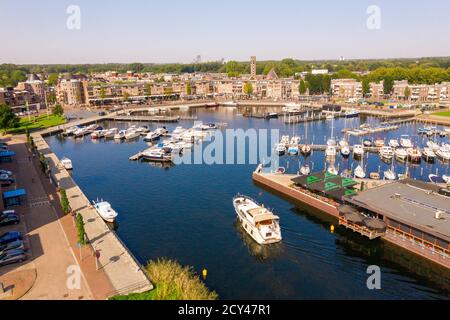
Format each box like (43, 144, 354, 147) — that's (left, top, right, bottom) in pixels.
(266, 68, 279, 80)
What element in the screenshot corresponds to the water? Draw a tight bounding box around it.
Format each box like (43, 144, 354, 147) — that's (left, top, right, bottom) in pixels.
(46, 107, 450, 299)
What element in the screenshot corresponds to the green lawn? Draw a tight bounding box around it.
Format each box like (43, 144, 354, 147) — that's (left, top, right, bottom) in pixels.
(433, 111, 450, 117)
(7, 114, 66, 134)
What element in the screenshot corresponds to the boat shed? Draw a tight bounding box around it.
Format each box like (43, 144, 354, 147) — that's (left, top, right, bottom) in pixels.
(3, 188, 26, 207)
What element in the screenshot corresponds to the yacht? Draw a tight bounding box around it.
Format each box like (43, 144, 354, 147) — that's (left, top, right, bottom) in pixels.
(143, 131, 161, 142)
(443, 175, 450, 183)
(299, 164, 310, 176)
(379, 146, 394, 160)
(64, 126, 80, 136)
(353, 145, 364, 158)
(275, 143, 286, 156)
(327, 165, 338, 175)
(136, 126, 150, 134)
(90, 130, 104, 140)
(301, 144, 312, 156)
(125, 129, 140, 140)
(395, 148, 408, 161)
(388, 139, 399, 148)
(290, 136, 301, 145)
(422, 147, 436, 161)
(60, 157, 73, 170)
(287, 145, 299, 156)
(407, 148, 422, 162)
(114, 130, 126, 140)
(104, 128, 118, 139)
(426, 140, 440, 152)
(384, 169, 396, 181)
(344, 109, 360, 118)
(142, 149, 173, 162)
(172, 126, 186, 136)
(340, 145, 350, 157)
(280, 135, 290, 148)
(400, 135, 413, 148)
(363, 139, 372, 147)
(92, 200, 118, 223)
(155, 127, 168, 136)
(429, 174, 446, 184)
(325, 145, 337, 158)
(354, 165, 366, 179)
(338, 139, 349, 148)
(233, 195, 282, 245)
(374, 139, 385, 148)
(436, 147, 450, 161)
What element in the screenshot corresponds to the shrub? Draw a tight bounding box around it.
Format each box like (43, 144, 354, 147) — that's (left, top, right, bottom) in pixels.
(59, 188, 70, 214)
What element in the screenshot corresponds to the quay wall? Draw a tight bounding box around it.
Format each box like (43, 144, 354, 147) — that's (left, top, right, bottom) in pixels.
(31, 132, 153, 297)
(252, 171, 450, 270)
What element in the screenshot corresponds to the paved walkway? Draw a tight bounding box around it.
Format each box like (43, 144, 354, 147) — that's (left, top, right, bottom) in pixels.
(1, 138, 92, 300)
(31, 133, 153, 297)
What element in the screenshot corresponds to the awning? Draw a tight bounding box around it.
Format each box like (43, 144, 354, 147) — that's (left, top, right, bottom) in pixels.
(3, 188, 26, 199)
(0, 151, 16, 157)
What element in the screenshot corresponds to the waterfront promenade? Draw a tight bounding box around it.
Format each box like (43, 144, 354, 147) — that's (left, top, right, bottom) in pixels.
(31, 132, 153, 297)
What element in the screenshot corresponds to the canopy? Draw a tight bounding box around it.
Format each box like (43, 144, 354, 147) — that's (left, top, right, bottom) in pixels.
(0, 151, 16, 157)
(3, 188, 26, 199)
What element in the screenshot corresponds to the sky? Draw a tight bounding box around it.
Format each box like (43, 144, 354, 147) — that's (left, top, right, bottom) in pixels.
(0, 0, 449, 64)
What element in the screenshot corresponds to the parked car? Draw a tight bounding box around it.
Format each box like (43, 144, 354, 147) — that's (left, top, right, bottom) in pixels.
(0, 249, 26, 266)
(0, 232, 22, 245)
(0, 239, 25, 253)
(0, 170, 12, 176)
(0, 175, 15, 186)
(0, 215, 20, 227)
(1, 210, 16, 217)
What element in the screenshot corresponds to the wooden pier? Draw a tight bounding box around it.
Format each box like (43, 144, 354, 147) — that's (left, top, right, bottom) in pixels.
(110, 115, 180, 123)
(129, 152, 144, 161)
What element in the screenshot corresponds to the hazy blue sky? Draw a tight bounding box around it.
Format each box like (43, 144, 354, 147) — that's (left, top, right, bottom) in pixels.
(1, 0, 449, 64)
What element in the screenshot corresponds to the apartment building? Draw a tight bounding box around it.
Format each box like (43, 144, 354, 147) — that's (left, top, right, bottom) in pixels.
(331, 79, 363, 99)
(56, 79, 86, 105)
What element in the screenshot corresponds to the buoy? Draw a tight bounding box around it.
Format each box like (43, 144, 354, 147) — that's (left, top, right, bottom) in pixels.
(202, 268, 208, 279)
(330, 225, 335, 233)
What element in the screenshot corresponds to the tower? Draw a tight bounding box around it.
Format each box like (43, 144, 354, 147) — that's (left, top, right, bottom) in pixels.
(250, 56, 257, 78)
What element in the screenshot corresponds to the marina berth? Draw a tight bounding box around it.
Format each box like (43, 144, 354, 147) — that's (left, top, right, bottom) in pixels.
(233, 195, 282, 245)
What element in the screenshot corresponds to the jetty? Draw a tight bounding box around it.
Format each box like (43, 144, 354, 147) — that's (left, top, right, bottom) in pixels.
(111, 115, 180, 123)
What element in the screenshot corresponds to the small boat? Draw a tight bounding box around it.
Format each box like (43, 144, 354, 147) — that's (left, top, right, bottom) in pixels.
(275, 143, 286, 156)
(61, 157, 73, 170)
(354, 165, 366, 179)
(327, 138, 337, 147)
(90, 130, 104, 140)
(427, 141, 440, 152)
(384, 169, 396, 181)
(114, 130, 126, 140)
(379, 146, 394, 160)
(443, 175, 450, 183)
(339, 139, 349, 148)
(299, 164, 310, 176)
(142, 149, 173, 162)
(436, 148, 450, 161)
(395, 148, 408, 160)
(64, 126, 80, 136)
(280, 136, 290, 147)
(422, 147, 436, 161)
(353, 145, 364, 158)
(104, 128, 118, 139)
(93, 200, 118, 223)
(135, 126, 150, 134)
(400, 135, 413, 148)
(327, 165, 338, 175)
(325, 145, 337, 158)
(143, 131, 161, 142)
(429, 174, 445, 184)
(290, 136, 301, 145)
(374, 139, 385, 148)
(172, 126, 186, 136)
(363, 139, 372, 147)
(388, 139, 399, 148)
(344, 109, 360, 118)
(340, 146, 350, 157)
(326, 114, 335, 120)
(439, 131, 447, 138)
(201, 123, 218, 131)
(407, 148, 422, 162)
(155, 127, 168, 136)
(369, 172, 380, 180)
(264, 112, 279, 119)
(275, 167, 286, 175)
(233, 195, 282, 245)
(287, 145, 299, 156)
(125, 129, 140, 140)
(301, 144, 311, 155)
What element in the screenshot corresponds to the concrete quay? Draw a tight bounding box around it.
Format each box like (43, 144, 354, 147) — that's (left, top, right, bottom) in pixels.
(31, 132, 153, 298)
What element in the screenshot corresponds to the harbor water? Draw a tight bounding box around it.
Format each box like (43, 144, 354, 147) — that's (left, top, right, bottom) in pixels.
(46, 107, 450, 299)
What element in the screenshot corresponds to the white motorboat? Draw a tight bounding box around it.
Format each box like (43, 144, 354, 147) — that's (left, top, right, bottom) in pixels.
(339, 139, 349, 148)
(353, 145, 364, 158)
(436, 148, 450, 161)
(299, 164, 310, 176)
(422, 147, 436, 161)
(327, 138, 337, 147)
(172, 126, 186, 136)
(280, 135, 290, 148)
(136, 126, 150, 134)
(90, 130, 104, 140)
(233, 195, 282, 245)
(125, 129, 140, 140)
(104, 128, 118, 139)
(301, 144, 311, 155)
(327, 165, 338, 175)
(64, 126, 80, 136)
(325, 145, 337, 158)
(379, 146, 394, 160)
(340, 146, 350, 157)
(155, 127, 168, 136)
(142, 149, 173, 162)
(384, 169, 396, 181)
(388, 139, 399, 148)
(443, 175, 450, 183)
(114, 130, 126, 140)
(395, 148, 408, 160)
(344, 109, 360, 118)
(93, 200, 118, 223)
(407, 148, 422, 162)
(290, 136, 301, 145)
(354, 165, 366, 179)
(427, 140, 440, 152)
(400, 135, 413, 148)
(61, 157, 73, 170)
(429, 174, 446, 184)
(143, 131, 161, 142)
(275, 143, 286, 156)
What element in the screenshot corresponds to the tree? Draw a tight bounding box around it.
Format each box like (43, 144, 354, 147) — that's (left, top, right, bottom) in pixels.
(299, 80, 308, 94)
(243, 82, 253, 96)
(404, 86, 411, 100)
(186, 82, 192, 95)
(52, 104, 64, 116)
(47, 92, 57, 105)
(0, 104, 19, 131)
(144, 83, 152, 96)
(362, 78, 370, 97)
(123, 92, 130, 101)
(47, 73, 59, 86)
(76, 213, 87, 245)
(383, 76, 394, 95)
(59, 188, 70, 214)
(99, 88, 106, 100)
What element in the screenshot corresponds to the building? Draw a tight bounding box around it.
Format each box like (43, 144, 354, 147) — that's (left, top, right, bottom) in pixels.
(250, 56, 257, 78)
(331, 79, 363, 99)
(56, 79, 86, 106)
